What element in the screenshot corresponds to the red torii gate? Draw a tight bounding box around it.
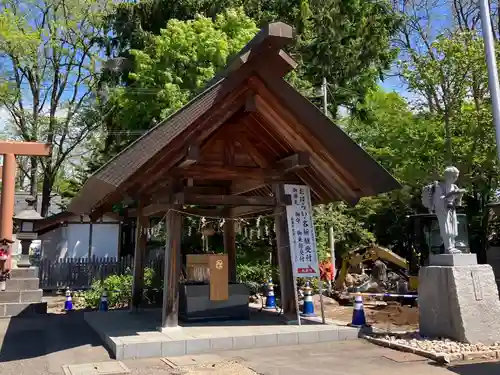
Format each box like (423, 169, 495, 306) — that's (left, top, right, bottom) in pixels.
(0, 142, 51, 269)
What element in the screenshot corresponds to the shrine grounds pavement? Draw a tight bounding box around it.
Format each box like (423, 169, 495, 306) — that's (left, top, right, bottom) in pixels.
(0, 312, 499, 375)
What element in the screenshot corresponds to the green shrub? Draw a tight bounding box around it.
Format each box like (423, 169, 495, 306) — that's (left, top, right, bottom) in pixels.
(77, 267, 159, 309)
(237, 263, 278, 295)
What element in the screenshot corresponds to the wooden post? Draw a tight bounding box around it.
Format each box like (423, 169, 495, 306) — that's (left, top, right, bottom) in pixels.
(131, 200, 148, 311)
(161, 205, 182, 329)
(272, 183, 297, 317)
(0, 154, 16, 242)
(224, 212, 237, 283)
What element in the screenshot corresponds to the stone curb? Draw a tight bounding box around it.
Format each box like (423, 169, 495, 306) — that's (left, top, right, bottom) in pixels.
(360, 335, 500, 364)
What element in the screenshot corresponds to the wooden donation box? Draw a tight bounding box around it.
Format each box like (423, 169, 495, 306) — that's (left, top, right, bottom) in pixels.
(179, 254, 250, 322)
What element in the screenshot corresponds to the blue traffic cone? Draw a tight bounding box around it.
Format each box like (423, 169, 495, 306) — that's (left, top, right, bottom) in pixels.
(99, 289, 108, 312)
(264, 278, 276, 309)
(301, 281, 316, 317)
(350, 295, 367, 327)
(64, 287, 73, 312)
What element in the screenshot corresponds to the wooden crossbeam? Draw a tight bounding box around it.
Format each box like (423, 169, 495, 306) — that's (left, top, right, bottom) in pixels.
(231, 152, 310, 194)
(142, 203, 226, 218)
(170, 165, 283, 181)
(277, 152, 309, 173)
(230, 206, 273, 218)
(174, 192, 289, 206)
(0, 141, 51, 156)
(177, 145, 199, 168)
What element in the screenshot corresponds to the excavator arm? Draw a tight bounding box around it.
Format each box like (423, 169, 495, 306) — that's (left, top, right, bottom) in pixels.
(335, 245, 411, 291)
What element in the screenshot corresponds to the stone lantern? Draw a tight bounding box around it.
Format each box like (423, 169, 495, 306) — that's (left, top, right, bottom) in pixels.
(14, 196, 42, 268)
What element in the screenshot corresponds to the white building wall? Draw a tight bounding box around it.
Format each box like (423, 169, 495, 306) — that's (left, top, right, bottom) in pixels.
(90, 224, 120, 259)
(39, 214, 120, 261)
(67, 223, 91, 258)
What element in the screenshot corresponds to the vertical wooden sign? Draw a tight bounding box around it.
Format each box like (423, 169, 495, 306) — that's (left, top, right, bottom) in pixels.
(209, 254, 229, 301)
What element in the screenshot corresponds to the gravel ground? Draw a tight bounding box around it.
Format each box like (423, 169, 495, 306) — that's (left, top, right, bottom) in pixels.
(379, 332, 500, 354)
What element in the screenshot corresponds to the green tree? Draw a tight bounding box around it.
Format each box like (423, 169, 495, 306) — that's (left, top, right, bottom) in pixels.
(0, 0, 114, 215)
(102, 0, 401, 116)
(97, 8, 258, 162)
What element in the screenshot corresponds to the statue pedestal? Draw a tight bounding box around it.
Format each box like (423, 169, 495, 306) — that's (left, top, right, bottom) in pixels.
(429, 253, 478, 266)
(419, 260, 500, 344)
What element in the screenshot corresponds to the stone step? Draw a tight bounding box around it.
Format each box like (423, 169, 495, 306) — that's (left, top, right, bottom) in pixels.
(0, 289, 43, 303)
(0, 302, 47, 318)
(10, 268, 38, 279)
(6, 278, 39, 291)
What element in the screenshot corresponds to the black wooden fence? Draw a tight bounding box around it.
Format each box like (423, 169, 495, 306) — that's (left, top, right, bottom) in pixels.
(38, 255, 164, 291)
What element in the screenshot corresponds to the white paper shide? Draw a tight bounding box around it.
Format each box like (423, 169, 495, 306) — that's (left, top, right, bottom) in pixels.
(284, 184, 319, 277)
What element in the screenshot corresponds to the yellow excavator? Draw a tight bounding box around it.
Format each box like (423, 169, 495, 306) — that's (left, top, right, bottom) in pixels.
(335, 245, 418, 293)
(335, 213, 471, 295)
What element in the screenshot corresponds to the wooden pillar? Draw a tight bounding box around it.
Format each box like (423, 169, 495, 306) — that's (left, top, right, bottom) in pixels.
(161, 205, 182, 329)
(131, 200, 148, 311)
(224, 212, 237, 283)
(0, 154, 16, 241)
(272, 183, 297, 317)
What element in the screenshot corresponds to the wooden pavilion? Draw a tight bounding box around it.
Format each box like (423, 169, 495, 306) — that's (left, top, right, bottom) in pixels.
(68, 22, 400, 330)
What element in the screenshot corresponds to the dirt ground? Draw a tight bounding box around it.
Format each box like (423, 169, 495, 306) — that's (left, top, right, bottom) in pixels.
(312, 295, 419, 332)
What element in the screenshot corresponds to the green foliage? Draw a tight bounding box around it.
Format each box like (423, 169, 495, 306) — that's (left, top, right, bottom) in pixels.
(96, 8, 258, 163)
(0, 0, 115, 215)
(344, 89, 444, 186)
(237, 263, 276, 295)
(313, 203, 375, 259)
(77, 268, 156, 309)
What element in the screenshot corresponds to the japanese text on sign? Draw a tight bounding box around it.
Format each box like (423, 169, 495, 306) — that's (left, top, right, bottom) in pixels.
(284, 184, 319, 277)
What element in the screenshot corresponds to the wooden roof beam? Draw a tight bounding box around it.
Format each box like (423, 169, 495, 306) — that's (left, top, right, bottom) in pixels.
(230, 206, 273, 218)
(177, 145, 200, 168)
(170, 165, 283, 181)
(245, 93, 257, 113)
(230, 153, 309, 195)
(174, 192, 291, 206)
(205, 22, 295, 86)
(276, 152, 310, 173)
(142, 204, 226, 218)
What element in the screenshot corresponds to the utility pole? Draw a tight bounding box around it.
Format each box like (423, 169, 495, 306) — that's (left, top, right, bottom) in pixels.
(322, 77, 336, 292)
(479, 0, 500, 161)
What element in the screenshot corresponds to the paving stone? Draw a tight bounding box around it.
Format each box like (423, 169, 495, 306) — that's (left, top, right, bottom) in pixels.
(318, 329, 339, 342)
(277, 332, 298, 346)
(62, 361, 130, 375)
(186, 338, 210, 354)
(137, 341, 162, 358)
(298, 330, 319, 344)
(1, 302, 47, 317)
(10, 268, 38, 278)
(232, 335, 255, 350)
(338, 327, 360, 341)
(163, 353, 224, 367)
(254, 334, 278, 347)
(210, 337, 234, 350)
(6, 278, 39, 291)
(122, 343, 138, 359)
(162, 340, 186, 357)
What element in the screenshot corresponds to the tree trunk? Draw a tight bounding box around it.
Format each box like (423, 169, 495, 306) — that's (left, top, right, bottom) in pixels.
(29, 157, 38, 211)
(40, 170, 53, 217)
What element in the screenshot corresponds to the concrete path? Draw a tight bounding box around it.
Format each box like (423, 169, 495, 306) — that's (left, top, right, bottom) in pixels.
(0, 313, 498, 374)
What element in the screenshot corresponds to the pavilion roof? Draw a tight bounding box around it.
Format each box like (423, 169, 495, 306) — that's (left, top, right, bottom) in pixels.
(68, 22, 400, 216)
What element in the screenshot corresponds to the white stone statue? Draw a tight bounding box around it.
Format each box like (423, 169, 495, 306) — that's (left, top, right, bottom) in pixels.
(422, 166, 466, 254)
